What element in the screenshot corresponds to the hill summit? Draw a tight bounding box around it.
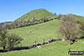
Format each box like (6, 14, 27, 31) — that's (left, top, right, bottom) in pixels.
(11, 9, 56, 28)
(15, 9, 55, 21)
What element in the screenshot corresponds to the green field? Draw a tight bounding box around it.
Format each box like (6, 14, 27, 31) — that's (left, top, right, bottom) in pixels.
(9, 19, 60, 46)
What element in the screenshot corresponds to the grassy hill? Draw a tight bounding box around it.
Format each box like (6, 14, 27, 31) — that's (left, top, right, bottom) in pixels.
(10, 9, 57, 29)
(15, 9, 55, 22)
(70, 14, 84, 21)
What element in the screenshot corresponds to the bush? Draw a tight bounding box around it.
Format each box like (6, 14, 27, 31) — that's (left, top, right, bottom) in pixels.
(7, 34, 23, 50)
(0, 28, 23, 50)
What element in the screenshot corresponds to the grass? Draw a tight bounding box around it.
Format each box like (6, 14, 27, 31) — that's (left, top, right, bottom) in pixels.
(15, 9, 55, 21)
(8, 19, 60, 46)
(0, 39, 84, 56)
(70, 14, 84, 21)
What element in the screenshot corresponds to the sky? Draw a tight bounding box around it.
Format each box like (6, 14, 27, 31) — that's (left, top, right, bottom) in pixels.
(0, 0, 84, 23)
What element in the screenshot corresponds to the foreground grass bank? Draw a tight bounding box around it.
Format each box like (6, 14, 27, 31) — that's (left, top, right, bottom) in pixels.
(0, 39, 84, 56)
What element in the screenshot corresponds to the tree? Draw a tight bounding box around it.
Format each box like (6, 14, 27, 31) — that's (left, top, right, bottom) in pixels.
(57, 14, 63, 20)
(79, 20, 84, 37)
(3, 23, 11, 29)
(41, 17, 49, 22)
(14, 20, 20, 28)
(0, 28, 7, 50)
(54, 13, 57, 16)
(0, 28, 23, 50)
(7, 34, 23, 50)
(59, 15, 78, 45)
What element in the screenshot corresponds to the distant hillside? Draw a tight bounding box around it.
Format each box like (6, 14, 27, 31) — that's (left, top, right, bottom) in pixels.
(57, 14, 84, 22)
(0, 21, 12, 28)
(69, 14, 84, 21)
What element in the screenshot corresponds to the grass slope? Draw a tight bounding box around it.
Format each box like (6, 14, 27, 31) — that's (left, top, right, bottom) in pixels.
(0, 40, 84, 56)
(8, 19, 60, 46)
(70, 14, 84, 21)
(15, 9, 55, 21)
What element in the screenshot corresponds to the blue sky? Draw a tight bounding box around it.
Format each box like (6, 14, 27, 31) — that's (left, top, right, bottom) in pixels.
(0, 0, 84, 23)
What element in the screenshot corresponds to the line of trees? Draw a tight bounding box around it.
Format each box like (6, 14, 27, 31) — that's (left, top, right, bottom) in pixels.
(3, 16, 57, 29)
